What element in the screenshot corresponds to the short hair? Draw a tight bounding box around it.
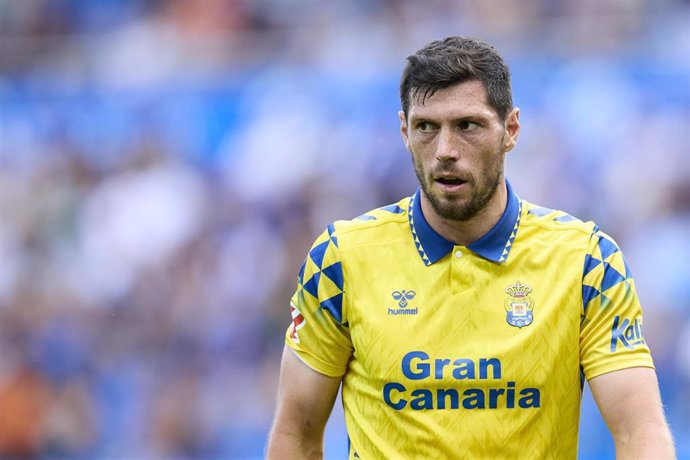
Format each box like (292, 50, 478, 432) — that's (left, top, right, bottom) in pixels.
(400, 36, 513, 121)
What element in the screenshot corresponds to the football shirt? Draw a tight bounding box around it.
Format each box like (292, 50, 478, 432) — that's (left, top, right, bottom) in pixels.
(285, 181, 653, 459)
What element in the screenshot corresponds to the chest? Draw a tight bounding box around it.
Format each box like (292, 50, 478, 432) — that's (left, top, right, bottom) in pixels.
(342, 246, 583, 389)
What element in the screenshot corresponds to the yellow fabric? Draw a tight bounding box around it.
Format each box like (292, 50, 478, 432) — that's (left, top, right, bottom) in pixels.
(284, 193, 653, 459)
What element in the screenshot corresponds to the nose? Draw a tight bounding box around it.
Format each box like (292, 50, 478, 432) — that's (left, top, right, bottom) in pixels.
(435, 127, 460, 161)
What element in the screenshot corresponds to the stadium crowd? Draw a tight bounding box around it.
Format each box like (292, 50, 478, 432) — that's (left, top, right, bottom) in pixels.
(1, 0, 689, 458)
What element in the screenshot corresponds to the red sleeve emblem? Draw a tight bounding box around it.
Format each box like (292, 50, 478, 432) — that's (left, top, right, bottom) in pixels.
(289, 303, 306, 343)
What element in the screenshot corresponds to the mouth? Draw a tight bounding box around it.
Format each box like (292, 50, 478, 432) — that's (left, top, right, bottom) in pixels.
(436, 177, 466, 185)
(434, 174, 469, 192)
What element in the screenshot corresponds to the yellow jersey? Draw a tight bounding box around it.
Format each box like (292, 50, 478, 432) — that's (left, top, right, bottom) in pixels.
(284, 181, 653, 459)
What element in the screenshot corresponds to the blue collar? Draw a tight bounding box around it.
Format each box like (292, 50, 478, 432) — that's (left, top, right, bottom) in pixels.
(407, 180, 522, 265)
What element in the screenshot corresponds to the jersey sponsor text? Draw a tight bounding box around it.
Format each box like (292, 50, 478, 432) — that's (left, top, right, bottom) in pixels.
(383, 351, 541, 411)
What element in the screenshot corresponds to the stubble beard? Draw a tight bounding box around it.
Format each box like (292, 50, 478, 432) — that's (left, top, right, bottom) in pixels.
(412, 152, 504, 222)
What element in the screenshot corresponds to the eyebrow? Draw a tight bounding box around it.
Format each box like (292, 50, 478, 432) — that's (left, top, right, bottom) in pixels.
(409, 111, 493, 123)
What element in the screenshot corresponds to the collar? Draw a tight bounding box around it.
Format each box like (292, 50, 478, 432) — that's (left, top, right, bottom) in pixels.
(407, 180, 522, 265)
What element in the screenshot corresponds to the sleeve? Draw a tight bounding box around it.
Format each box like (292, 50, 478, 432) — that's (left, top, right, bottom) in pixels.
(580, 227, 655, 381)
(284, 224, 353, 377)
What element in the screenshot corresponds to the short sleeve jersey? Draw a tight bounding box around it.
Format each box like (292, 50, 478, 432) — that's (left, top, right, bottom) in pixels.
(284, 181, 654, 459)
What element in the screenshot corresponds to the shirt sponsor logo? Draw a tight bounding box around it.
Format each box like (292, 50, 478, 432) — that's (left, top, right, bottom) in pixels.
(610, 315, 645, 352)
(389, 290, 418, 316)
(504, 281, 534, 328)
(382, 351, 541, 411)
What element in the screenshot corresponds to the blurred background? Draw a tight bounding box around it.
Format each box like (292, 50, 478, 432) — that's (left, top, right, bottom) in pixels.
(1, 0, 689, 458)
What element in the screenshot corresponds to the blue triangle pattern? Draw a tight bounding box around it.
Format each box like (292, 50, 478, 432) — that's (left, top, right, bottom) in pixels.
(601, 262, 626, 292)
(597, 233, 619, 260)
(622, 256, 632, 279)
(355, 214, 377, 221)
(303, 271, 321, 298)
(528, 206, 555, 217)
(554, 214, 577, 223)
(583, 254, 602, 277)
(321, 293, 344, 324)
(322, 262, 344, 291)
(297, 259, 306, 285)
(327, 223, 338, 247)
(309, 240, 329, 268)
(379, 204, 405, 214)
(601, 293, 613, 310)
(582, 284, 600, 311)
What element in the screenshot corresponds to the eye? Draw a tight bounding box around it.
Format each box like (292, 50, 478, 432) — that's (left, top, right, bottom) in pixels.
(458, 120, 479, 131)
(416, 121, 437, 132)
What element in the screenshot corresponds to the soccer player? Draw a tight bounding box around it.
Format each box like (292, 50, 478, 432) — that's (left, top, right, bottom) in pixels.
(266, 36, 675, 459)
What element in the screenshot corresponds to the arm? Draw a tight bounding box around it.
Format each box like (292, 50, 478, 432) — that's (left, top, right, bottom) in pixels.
(589, 367, 675, 459)
(266, 346, 342, 460)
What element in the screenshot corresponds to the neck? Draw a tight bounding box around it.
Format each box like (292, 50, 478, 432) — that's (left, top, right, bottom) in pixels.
(420, 180, 508, 247)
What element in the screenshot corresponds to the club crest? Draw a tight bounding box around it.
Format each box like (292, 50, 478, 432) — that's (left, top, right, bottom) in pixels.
(504, 281, 534, 328)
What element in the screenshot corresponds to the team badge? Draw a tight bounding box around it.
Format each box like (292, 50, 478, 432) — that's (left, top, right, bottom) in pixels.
(504, 281, 534, 328)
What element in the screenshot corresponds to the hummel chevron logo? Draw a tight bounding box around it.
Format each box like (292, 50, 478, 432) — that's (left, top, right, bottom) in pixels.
(392, 290, 416, 307)
(389, 290, 418, 316)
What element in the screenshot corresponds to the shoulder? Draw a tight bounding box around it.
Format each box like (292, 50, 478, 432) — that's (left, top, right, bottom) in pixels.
(516, 200, 611, 259)
(518, 199, 626, 261)
(519, 200, 597, 237)
(327, 196, 412, 250)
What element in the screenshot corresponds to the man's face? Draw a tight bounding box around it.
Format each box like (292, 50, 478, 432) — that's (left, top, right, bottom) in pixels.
(399, 80, 520, 222)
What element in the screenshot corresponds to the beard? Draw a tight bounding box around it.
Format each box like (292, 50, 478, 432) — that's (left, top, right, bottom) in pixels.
(412, 151, 504, 222)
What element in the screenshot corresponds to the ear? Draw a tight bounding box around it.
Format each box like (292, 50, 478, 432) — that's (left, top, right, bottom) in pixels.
(398, 110, 411, 152)
(502, 107, 520, 153)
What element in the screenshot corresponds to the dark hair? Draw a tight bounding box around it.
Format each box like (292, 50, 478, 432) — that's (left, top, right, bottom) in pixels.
(400, 36, 513, 121)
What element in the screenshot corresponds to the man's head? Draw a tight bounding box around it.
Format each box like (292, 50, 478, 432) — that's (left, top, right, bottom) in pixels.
(398, 36, 520, 225)
(400, 36, 513, 123)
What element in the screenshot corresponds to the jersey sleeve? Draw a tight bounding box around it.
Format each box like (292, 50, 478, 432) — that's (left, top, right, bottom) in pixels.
(284, 224, 353, 377)
(580, 228, 655, 381)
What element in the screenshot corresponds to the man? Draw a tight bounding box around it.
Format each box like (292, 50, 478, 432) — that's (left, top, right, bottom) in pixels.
(267, 36, 675, 459)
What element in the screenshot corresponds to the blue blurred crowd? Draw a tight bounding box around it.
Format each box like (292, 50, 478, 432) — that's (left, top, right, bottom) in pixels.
(1, 0, 689, 458)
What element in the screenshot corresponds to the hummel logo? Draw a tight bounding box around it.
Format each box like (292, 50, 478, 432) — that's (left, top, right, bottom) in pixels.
(389, 290, 418, 316)
(392, 290, 416, 307)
